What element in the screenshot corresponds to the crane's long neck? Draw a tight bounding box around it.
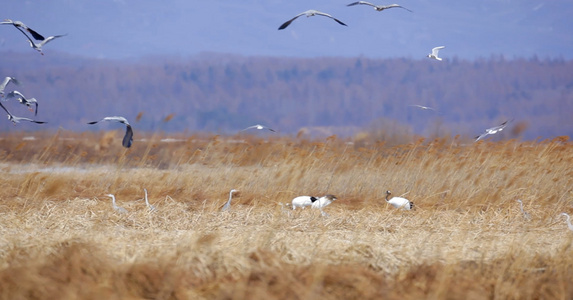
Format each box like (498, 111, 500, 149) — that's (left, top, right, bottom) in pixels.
(228, 191, 234, 203)
(385, 193, 390, 201)
(144, 189, 149, 205)
(111, 196, 117, 207)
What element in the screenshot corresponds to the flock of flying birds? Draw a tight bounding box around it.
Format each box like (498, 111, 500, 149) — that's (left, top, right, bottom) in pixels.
(3, 7, 567, 228)
(1, 3, 510, 146)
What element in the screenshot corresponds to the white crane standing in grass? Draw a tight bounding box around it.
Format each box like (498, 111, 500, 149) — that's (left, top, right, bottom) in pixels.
(278, 10, 347, 30)
(106, 194, 127, 214)
(385, 190, 413, 210)
(144, 188, 156, 212)
(516, 199, 531, 220)
(88, 116, 134, 148)
(221, 189, 238, 212)
(291, 195, 319, 210)
(0, 76, 20, 97)
(560, 213, 573, 231)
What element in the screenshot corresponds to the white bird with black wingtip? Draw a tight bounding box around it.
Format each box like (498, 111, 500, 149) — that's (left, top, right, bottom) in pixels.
(5, 90, 39, 116)
(347, 1, 412, 12)
(278, 10, 347, 30)
(385, 190, 413, 210)
(1, 19, 46, 41)
(475, 120, 511, 142)
(427, 46, 446, 61)
(0, 101, 46, 125)
(290, 194, 337, 216)
(240, 124, 276, 132)
(88, 116, 134, 148)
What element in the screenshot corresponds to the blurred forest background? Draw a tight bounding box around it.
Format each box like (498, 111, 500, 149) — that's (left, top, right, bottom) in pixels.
(0, 52, 571, 140)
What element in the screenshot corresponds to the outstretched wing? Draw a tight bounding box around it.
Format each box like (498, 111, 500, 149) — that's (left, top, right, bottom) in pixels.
(278, 13, 305, 30)
(39, 34, 66, 46)
(432, 46, 445, 56)
(315, 11, 347, 26)
(122, 125, 134, 148)
(0, 101, 12, 116)
(25, 27, 45, 41)
(387, 4, 413, 12)
(347, 1, 376, 7)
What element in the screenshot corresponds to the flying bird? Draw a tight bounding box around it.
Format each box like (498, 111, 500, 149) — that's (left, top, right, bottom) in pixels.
(474, 120, 511, 142)
(0, 77, 20, 98)
(408, 104, 436, 111)
(278, 10, 347, 30)
(0, 101, 46, 125)
(385, 190, 413, 210)
(1, 19, 45, 40)
(346, 2, 412, 12)
(5, 90, 38, 116)
(427, 46, 446, 61)
(240, 124, 276, 132)
(12, 25, 65, 55)
(88, 116, 134, 148)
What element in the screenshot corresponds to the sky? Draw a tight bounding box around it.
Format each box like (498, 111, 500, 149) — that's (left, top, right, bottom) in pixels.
(0, 0, 571, 60)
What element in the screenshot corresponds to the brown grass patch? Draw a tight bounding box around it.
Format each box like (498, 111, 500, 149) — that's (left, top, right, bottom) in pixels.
(0, 132, 572, 299)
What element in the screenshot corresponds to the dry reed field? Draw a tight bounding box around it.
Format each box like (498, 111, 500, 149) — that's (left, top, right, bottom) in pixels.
(0, 130, 572, 299)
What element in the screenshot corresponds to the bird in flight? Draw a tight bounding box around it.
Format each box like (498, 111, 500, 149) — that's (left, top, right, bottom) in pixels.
(346, 2, 412, 12)
(1, 19, 45, 40)
(88, 116, 134, 148)
(0, 77, 20, 98)
(408, 104, 437, 111)
(475, 120, 511, 142)
(0, 101, 46, 125)
(279, 10, 347, 30)
(240, 124, 276, 132)
(5, 90, 39, 116)
(427, 46, 446, 61)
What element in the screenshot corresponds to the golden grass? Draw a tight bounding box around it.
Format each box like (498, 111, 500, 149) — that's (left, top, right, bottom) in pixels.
(0, 131, 572, 299)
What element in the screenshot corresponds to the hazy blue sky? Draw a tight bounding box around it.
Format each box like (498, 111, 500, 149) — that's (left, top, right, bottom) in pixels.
(1, 0, 571, 60)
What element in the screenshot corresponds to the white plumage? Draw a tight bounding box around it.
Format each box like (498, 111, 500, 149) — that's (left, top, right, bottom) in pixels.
(107, 194, 127, 214)
(560, 213, 573, 231)
(291, 194, 337, 210)
(385, 190, 413, 210)
(278, 10, 347, 30)
(221, 189, 238, 212)
(427, 46, 445, 61)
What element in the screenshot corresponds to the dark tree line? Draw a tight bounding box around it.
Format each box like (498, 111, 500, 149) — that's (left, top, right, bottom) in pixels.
(0, 51, 571, 140)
